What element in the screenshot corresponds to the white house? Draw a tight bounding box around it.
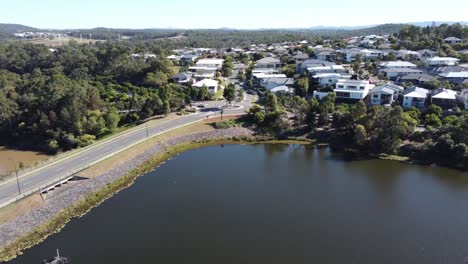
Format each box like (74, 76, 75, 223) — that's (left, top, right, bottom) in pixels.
(402, 87, 429, 109)
(195, 58, 225, 70)
(379, 61, 418, 69)
(370, 83, 404, 106)
(334, 79, 375, 101)
(426, 57, 460, 66)
(312, 73, 352, 87)
(344, 48, 383, 62)
(431, 88, 457, 109)
(444, 37, 462, 45)
(193, 79, 220, 94)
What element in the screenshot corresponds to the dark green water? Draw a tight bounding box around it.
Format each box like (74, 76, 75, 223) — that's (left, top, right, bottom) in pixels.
(8, 144, 468, 264)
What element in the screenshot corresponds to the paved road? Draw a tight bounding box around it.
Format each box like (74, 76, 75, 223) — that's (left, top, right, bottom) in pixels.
(0, 95, 253, 206)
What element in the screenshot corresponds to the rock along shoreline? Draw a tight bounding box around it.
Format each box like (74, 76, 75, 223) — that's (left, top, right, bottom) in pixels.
(0, 127, 255, 262)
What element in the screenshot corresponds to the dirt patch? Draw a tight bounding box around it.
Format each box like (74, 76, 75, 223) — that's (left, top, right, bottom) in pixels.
(0, 148, 49, 176)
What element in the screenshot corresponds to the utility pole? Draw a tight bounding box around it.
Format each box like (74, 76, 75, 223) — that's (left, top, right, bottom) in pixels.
(146, 122, 149, 138)
(9, 158, 22, 195)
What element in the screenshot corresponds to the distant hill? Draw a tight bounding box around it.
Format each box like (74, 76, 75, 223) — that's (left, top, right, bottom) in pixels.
(0, 23, 37, 33)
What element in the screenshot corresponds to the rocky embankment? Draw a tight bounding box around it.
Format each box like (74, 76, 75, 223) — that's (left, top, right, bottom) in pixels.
(0, 127, 254, 249)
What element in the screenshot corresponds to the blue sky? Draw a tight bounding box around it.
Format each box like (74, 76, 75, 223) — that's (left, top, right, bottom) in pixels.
(2, 0, 467, 29)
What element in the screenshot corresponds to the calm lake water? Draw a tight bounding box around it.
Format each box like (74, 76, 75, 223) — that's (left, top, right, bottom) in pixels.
(8, 144, 468, 264)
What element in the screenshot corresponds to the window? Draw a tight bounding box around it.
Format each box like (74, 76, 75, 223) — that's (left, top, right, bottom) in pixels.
(336, 92, 350, 98)
(348, 86, 357, 89)
(373, 94, 379, 98)
(338, 85, 344, 89)
(360, 86, 365, 90)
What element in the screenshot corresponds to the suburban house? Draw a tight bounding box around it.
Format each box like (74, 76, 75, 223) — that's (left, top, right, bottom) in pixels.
(402, 87, 429, 109)
(312, 73, 352, 87)
(397, 50, 421, 61)
(316, 51, 336, 61)
(381, 68, 423, 80)
(397, 73, 436, 85)
(192, 79, 220, 94)
(343, 48, 383, 62)
(433, 65, 468, 74)
(379, 61, 418, 69)
(255, 57, 282, 71)
(180, 54, 198, 63)
(169, 72, 194, 84)
(444, 37, 463, 45)
(426, 57, 460, 66)
(167, 55, 181, 61)
(261, 77, 294, 90)
(370, 83, 404, 106)
(292, 53, 310, 62)
(439, 71, 468, 85)
(333, 79, 375, 101)
(417, 49, 438, 60)
(430, 88, 457, 110)
(307, 65, 347, 76)
(188, 66, 217, 79)
(195, 58, 225, 70)
(297, 59, 335, 73)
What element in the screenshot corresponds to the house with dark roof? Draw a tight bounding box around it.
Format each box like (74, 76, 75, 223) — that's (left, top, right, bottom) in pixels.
(380, 68, 423, 80)
(398, 73, 436, 85)
(255, 57, 282, 71)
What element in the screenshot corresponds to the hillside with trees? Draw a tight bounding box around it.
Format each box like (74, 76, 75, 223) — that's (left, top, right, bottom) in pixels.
(0, 41, 197, 153)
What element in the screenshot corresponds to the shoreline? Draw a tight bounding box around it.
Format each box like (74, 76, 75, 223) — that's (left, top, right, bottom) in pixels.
(0, 126, 463, 262)
(0, 127, 257, 262)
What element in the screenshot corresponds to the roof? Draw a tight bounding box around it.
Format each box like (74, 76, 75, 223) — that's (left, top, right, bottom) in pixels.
(434, 65, 468, 73)
(444, 37, 462, 41)
(373, 83, 404, 93)
(270, 85, 293, 93)
(262, 77, 294, 85)
(193, 79, 219, 87)
(196, 58, 224, 65)
(439, 72, 468, 78)
(301, 59, 335, 67)
(399, 73, 436, 82)
(427, 57, 460, 62)
(431, 89, 457, 100)
(379, 61, 417, 68)
(403, 87, 429, 98)
(372, 86, 395, 95)
(381, 68, 422, 73)
(256, 57, 281, 64)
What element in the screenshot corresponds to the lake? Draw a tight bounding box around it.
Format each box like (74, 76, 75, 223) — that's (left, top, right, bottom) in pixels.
(8, 144, 468, 264)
